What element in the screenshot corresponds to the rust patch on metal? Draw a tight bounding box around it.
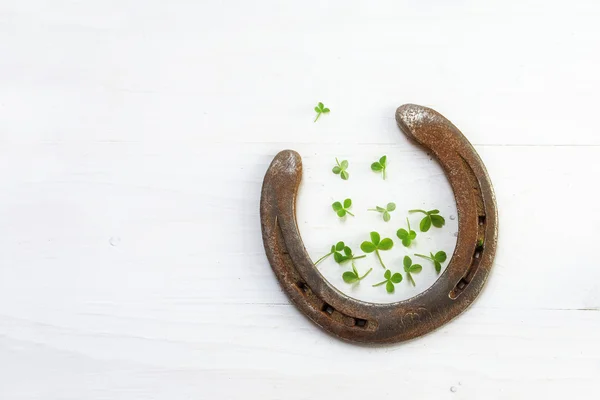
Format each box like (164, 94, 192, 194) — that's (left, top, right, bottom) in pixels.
(260, 104, 498, 344)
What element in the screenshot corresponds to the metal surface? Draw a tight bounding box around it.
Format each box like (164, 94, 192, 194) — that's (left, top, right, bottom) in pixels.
(260, 104, 498, 344)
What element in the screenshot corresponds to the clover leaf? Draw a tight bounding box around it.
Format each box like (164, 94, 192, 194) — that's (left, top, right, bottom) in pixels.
(402, 255, 423, 286)
(370, 155, 388, 180)
(372, 269, 403, 293)
(409, 209, 446, 232)
(397, 217, 417, 247)
(332, 158, 349, 180)
(368, 202, 396, 222)
(342, 264, 373, 284)
(314, 102, 330, 122)
(332, 198, 354, 217)
(360, 231, 394, 269)
(415, 251, 447, 273)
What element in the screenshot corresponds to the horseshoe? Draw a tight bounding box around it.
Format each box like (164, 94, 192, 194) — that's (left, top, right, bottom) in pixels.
(260, 104, 498, 344)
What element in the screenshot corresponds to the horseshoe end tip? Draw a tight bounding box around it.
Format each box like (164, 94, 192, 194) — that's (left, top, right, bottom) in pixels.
(269, 149, 302, 175)
(396, 104, 441, 137)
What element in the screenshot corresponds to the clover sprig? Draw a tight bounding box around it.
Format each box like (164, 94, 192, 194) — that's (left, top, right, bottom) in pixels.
(342, 264, 373, 284)
(332, 198, 354, 217)
(360, 231, 394, 269)
(372, 269, 403, 293)
(409, 209, 445, 232)
(371, 155, 388, 180)
(415, 251, 447, 273)
(314, 102, 330, 122)
(402, 256, 422, 286)
(397, 218, 417, 247)
(333, 244, 366, 264)
(314, 241, 344, 266)
(332, 158, 349, 180)
(368, 202, 396, 222)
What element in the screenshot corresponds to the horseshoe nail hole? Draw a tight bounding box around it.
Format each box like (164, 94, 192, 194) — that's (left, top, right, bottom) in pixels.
(457, 279, 467, 290)
(474, 250, 481, 259)
(478, 215, 486, 226)
(354, 318, 368, 328)
(297, 282, 309, 293)
(322, 303, 334, 315)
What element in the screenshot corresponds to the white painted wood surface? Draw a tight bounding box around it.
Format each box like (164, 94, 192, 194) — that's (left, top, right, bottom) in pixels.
(1, 1, 599, 398)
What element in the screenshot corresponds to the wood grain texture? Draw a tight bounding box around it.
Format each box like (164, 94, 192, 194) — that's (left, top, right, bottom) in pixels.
(1, 0, 599, 398)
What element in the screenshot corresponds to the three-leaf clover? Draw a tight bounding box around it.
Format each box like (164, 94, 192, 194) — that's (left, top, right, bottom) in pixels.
(368, 202, 396, 222)
(332, 158, 349, 180)
(371, 155, 388, 180)
(342, 264, 373, 284)
(409, 209, 446, 232)
(402, 256, 422, 286)
(360, 232, 394, 269)
(415, 251, 447, 273)
(333, 244, 366, 264)
(372, 269, 403, 293)
(314, 102, 330, 122)
(314, 241, 345, 266)
(397, 218, 417, 247)
(332, 198, 354, 217)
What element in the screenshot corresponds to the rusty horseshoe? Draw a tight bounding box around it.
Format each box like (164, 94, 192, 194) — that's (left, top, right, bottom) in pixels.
(260, 104, 498, 344)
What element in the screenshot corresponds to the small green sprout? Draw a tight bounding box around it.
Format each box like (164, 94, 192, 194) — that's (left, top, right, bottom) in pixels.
(372, 269, 403, 293)
(314, 102, 330, 122)
(360, 231, 394, 269)
(415, 251, 447, 273)
(332, 158, 349, 180)
(409, 209, 446, 232)
(333, 244, 366, 264)
(342, 264, 373, 284)
(332, 198, 354, 217)
(314, 241, 344, 266)
(371, 155, 388, 180)
(397, 218, 417, 247)
(477, 238, 484, 247)
(369, 202, 396, 222)
(402, 256, 422, 286)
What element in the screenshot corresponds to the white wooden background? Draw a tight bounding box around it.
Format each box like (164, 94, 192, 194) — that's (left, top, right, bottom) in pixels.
(1, 1, 600, 399)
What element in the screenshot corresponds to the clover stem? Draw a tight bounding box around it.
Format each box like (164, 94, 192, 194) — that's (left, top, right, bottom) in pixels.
(335, 157, 340, 167)
(314, 112, 321, 122)
(406, 217, 411, 231)
(345, 210, 355, 217)
(314, 251, 332, 266)
(414, 253, 433, 261)
(375, 250, 387, 269)
(352, 255, 366, 260)
(409, 209, 428, 215)
(359, 268, 373, 281)
(408, 273, 416, 286)
(383, 167, 386, 180)
(372, 280, 387, 287)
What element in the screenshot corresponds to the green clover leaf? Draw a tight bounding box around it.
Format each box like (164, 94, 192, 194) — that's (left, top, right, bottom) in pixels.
(360, 231, 394, 269)
(331, 198, 354, 218)
(332, 158, 349, 180)
(415, 250, 447, 273)
(370, 155, 388, 180)
(402, 255, 423, 286)
(373, 268, 403, 293)
(409, 209, 446, 232)
(397, 218, 417, 247)
(342, 263, 373, 284)
(314, 102, 330, 122)
(369, 202, 396, 222)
